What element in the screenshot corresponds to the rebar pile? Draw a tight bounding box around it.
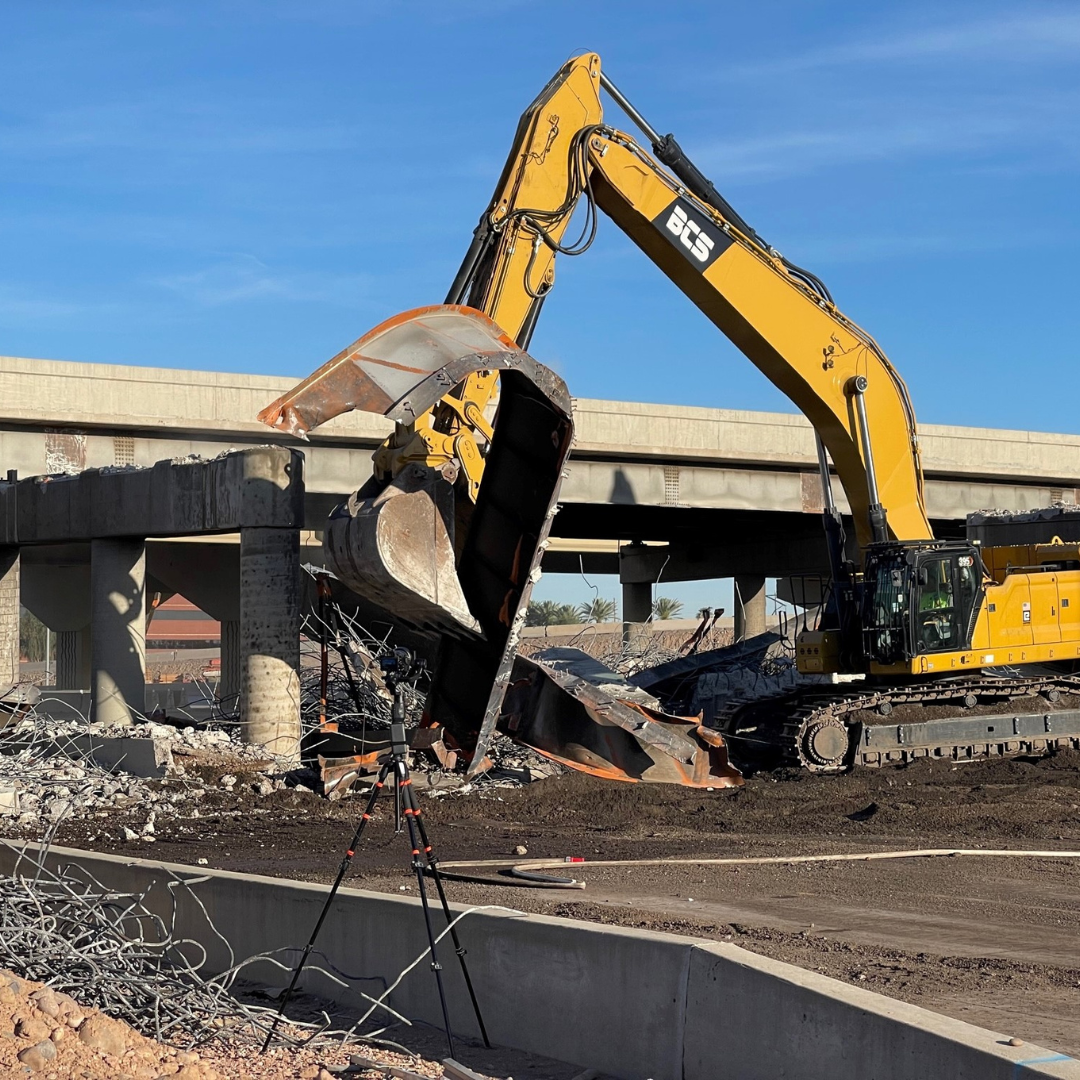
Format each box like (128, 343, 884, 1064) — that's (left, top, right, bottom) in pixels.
(0, 838, 506, 1062)
(0, 840, 289, 1048)
(298, 604, 427, 737)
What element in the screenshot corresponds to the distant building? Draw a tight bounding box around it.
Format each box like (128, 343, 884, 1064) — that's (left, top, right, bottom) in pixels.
(146, 594, 219, 651)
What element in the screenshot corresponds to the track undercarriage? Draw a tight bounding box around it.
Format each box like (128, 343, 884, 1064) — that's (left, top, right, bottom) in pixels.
(715, 674, 1080, 774)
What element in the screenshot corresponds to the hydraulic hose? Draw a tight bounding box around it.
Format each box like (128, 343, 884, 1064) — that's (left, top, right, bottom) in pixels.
(432, 847, 1080, 889)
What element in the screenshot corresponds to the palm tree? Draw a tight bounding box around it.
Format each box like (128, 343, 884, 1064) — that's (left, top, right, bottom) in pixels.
(578, 597, 618, 623)
(526, 600, 584, 626)
(554, 603, 583, 625)
(696, 606, 713, 620)
(526, 600, 563, 626)
(652, 596, 684, 620)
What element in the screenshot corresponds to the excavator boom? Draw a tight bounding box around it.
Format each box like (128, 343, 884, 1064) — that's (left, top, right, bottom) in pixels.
(266, 52, 934, 631)
(448, 57, 933, 550)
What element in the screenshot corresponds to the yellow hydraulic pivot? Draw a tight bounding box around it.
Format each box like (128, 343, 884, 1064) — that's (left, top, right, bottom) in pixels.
(373, 52, 605, 500)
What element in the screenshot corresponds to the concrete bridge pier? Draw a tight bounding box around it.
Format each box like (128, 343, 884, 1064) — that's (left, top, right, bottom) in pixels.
(19, 558, 93, 691)
(734, 574, 766, 641)
(240, 526, 300, 763)
(220, 620, 241, 705)
(56, 626, 92, 691)
(0, 547, 19, 687)
(619, 542, 657, 647)
(1, 448, 305, 758)
(90, 538, 146, 727)
(621, 580, 653, 623)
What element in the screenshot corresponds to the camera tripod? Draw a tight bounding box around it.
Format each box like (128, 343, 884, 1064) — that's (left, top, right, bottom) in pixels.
(262, 650, 489, 1057)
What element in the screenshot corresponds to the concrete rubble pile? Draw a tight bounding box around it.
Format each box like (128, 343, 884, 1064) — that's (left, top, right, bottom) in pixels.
(0, 706, 281, 830)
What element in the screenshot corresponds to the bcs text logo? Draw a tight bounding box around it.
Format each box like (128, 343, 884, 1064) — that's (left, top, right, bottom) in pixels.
(664, 203, 714, 263)
(653, 197, 730, 270)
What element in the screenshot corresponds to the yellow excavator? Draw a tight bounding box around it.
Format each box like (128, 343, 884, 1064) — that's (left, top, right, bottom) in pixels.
(262, 53, 1080, 774)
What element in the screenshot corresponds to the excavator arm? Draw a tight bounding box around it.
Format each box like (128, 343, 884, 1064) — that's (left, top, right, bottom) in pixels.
(444, 53, 932, 550)
(262, 49, 935, 643)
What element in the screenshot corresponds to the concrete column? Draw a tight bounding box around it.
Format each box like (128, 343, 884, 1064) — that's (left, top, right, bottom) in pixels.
(220, 619, 241, 706)
(0, 547, 19, 687)
(90, 538, 146, 727)
(620, 541, 657, 646)
(240, 527, 300, 762)
(734, 574, 767, 642)
(56, 626, 92, 690)
(622, 580, 652, 623)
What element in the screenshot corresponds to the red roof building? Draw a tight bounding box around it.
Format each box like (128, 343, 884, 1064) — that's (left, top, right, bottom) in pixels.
(146, 594, 220, 649)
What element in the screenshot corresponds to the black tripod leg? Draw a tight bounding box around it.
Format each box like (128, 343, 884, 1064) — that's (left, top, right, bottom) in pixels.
(404, 778, 491, 1048)
(260, 764, 390, 1053)
(400, 767, 456, 1060)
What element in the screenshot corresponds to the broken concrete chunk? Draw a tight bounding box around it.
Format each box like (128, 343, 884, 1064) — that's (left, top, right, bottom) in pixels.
(17, 1038, 56, 1071)
(77, 1012, 128, 1056)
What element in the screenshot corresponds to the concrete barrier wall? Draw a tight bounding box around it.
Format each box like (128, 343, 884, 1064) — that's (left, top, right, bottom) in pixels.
(2, 842, 1076, 1080)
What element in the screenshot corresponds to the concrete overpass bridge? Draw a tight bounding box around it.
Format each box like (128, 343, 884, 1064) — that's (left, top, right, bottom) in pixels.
(4, 355, 1080, 630)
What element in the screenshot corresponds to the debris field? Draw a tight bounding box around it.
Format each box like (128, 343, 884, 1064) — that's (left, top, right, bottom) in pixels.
(4, 618, 1080, 1066)
(36, 746, 1080, 1059)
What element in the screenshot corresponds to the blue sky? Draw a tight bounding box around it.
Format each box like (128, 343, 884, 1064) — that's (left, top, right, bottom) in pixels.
(3, 2, 1078, 612)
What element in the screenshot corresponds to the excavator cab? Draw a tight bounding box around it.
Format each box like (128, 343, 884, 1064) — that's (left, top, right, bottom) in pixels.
(861, 541, 985, 666)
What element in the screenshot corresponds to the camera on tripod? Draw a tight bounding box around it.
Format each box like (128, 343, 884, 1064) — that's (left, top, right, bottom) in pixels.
(378, 648, 425, 758)
(378, 646, 423, 689)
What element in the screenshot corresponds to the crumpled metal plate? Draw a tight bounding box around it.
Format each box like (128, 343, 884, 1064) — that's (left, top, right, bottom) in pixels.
(498, 653, 743, 788)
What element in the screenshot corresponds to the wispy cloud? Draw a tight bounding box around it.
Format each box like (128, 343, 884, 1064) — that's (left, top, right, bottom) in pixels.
(857, 10, 1080, 62)
(675, 7, 1080, 184)
(719, 8, 1080, 79)
(692, 96, 1079, 181)
(152, 254, 371, 307)
(0, 99, 360, 159)
(0, 285, 127, 325)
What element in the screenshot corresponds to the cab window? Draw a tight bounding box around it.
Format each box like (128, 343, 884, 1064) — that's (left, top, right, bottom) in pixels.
(914, 553, 981, 653)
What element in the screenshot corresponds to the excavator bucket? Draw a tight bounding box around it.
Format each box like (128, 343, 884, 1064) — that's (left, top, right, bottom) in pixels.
(259, 305, 575, 770)
(259, 305, 565, 637)
(323, 465, 479, 636)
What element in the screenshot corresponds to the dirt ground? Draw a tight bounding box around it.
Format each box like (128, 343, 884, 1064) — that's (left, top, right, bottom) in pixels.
(52, 751, 1080, 1059)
